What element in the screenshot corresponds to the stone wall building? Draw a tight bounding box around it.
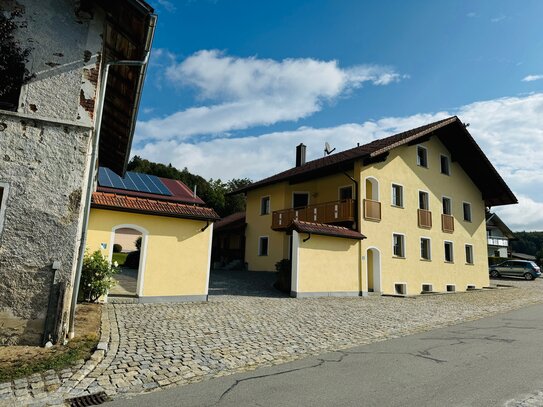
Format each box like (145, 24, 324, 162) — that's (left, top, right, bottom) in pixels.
(0, 0, 156, 345)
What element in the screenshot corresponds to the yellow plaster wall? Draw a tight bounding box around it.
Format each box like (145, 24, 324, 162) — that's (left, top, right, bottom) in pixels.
(244, 172, 356, 271)
(296, 234, 360, 294)
(359, 137, 489, 295)
(87, 208, 212, 297)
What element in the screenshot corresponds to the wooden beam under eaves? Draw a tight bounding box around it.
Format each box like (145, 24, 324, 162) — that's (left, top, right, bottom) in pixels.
(363, 152, 389, 166)
(407, 134, 432, 146)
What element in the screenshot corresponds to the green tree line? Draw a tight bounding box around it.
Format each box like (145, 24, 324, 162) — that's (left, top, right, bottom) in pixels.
(127, 156, 251, 218)
(511, 231, 543, 262)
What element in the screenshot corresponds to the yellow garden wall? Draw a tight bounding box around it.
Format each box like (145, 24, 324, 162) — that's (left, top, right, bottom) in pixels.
(87, 208, 212, 301)
(292, 232, 361, 297)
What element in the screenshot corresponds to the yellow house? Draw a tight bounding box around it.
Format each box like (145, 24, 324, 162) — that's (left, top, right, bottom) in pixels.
(87, 167, 219, 302)
(233, 116, 517, 297)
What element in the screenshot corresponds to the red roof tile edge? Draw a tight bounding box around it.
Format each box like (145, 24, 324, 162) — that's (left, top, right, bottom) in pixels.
(288, 220, 366, 240)
(92, 192, 219, 221)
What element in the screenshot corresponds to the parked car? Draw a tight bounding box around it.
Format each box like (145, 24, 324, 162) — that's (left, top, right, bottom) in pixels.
(489, 260, 541, 280)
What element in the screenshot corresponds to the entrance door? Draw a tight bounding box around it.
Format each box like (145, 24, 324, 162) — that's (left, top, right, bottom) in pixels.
(367, 248, 381, 293)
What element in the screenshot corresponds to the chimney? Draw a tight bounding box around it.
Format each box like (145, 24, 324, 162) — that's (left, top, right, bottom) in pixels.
(296, 143, 306, 167)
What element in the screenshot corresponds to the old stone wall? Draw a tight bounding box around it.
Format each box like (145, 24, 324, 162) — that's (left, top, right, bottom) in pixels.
(0, 0, 104, 345)
(0, 115, 92, 345)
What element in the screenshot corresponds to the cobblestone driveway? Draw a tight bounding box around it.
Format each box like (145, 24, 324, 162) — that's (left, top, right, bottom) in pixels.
(2, 273, 543, 406)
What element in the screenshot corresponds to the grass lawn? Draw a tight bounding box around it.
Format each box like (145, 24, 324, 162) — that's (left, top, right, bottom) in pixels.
(112, 252, 128, 266)
(0, 303, 101, 383)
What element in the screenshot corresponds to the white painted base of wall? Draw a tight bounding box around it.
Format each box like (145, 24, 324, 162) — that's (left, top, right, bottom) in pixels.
(134, 295, 208, 303)
(290, 291, 368, 298)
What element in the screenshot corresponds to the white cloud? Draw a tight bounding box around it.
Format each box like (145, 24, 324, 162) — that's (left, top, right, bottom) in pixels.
(491, 15, 506, 23)
(156, 0, 176, 12)
(467, 12, 476, 18)
(495, 195, 543, 231)
(522, 74, 543, 82)
(133, 93, 543, 230)
(136, 50, 405, 140)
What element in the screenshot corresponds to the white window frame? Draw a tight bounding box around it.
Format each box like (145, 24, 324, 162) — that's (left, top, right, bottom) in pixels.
(258, 236, 269, 256)
(442, 196, 452, 215)
(417, 145, 428, 168)
(418, 190, 430, 210)
(440, 154, 451, 176)
(338, 185, 353, 200)
(391, 183, 404, 208)
(465, 244, 474, 265)
(260, 196, 270, 215)
(420, 237, 431, 261)
(392, 233, 406, 258)
(0, 182, 9, 237)
(444, 240, 454, 263)
(462, 201, 472, 222)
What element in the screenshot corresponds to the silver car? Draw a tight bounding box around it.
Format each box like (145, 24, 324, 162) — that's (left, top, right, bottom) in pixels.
(489, 260, 541, 280)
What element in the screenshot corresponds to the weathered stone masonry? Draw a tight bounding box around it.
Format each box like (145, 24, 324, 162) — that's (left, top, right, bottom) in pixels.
(0, 0, 103, 345)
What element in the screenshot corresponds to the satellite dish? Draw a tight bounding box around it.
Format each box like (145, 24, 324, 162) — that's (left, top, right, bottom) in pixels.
(324, 142, 336, 156)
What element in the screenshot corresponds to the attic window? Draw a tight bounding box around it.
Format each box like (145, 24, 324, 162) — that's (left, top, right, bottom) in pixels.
(417, 146, 428, 168)
(440, 155, 450, 175)
(260, 196, 270, 215)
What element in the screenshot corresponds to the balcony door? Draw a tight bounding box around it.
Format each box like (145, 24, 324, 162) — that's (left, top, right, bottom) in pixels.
(292, 192, 309, 208)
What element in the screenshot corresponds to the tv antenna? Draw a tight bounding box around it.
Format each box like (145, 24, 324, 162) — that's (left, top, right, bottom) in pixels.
(324, 142, 336, 156)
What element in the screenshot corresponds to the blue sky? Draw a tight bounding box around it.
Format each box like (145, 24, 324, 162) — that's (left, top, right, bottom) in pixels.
(134, 0, 543, 230)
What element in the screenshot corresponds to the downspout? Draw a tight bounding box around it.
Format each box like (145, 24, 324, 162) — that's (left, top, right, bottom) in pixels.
(343, 172, 359, 231)
(68, 14, 157, 339)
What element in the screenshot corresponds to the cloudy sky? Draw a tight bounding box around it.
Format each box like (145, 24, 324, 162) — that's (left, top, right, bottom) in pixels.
(134, 0, 543, 231)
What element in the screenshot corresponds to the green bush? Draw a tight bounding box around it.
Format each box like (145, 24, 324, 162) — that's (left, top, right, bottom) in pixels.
(274, 259, 291, 293)
(488, 256, 507, 266)
(79, 250, 119, 302)
(113, 243, 122, 253)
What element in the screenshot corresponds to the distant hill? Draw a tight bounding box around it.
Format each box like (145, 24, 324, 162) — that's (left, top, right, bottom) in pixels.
(127, 156, 251, 218)
(511, 231, 543, 260)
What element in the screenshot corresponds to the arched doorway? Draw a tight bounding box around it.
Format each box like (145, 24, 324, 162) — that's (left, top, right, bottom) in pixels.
(367, 247, 381, 293)
(108, 224, 148, 298)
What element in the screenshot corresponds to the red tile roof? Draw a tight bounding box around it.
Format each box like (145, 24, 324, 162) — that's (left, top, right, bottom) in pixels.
(97, 177, 205, 205)
(232, 116, 517, 207)
(213, 211, 246, 232)
(288, 220, 366, 240)
(92, 192, 219, 221)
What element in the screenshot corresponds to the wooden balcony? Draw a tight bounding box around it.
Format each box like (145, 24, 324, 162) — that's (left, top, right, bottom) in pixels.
(363, 199, 381, 221)
(441, 214, 454, 233)
(418, 209, 432, 229)
(271, 199, 355, 230)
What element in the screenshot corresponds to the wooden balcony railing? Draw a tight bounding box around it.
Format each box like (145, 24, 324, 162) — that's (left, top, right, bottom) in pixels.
(363, 199, 381, 221)
(418, 209, 432, 229)
(271, 199, 355, 230)
(441, 214, 454, 233)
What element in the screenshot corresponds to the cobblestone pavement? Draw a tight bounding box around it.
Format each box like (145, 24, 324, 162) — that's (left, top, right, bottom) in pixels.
(2, 273, 543, 406)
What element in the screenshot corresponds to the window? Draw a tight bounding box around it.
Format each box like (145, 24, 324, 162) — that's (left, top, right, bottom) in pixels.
(391, 184, 403, 207)
(444, 241, 454, 262)
(465, 244, 474, 264)
(417, 146, 428, 168)
(393, 234, 405, 257)
(442, 197, 452, 215)
(258, 237, 269, 256)
(339, 186, 353, 200)
(0, 183, 8, 236)
(292, 192, 309, 208)
(420, 238, 431, 260)
(463, 202, 472, 222)
(419, 191, 429, 210)
(260, 196, 270, 215)
(440, 155, 450, 175)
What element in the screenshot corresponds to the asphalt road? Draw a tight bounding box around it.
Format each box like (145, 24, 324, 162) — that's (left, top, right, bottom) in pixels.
(105, 303, 543, 407)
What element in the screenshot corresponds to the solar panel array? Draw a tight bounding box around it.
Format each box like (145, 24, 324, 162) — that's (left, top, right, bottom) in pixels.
(98, 167, 172, 196)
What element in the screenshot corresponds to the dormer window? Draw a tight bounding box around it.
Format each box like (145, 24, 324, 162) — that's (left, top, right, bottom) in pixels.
(417, 146, 428, 168)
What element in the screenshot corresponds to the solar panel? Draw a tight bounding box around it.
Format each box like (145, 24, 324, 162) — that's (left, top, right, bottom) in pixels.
(97, 167, 172, 196)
